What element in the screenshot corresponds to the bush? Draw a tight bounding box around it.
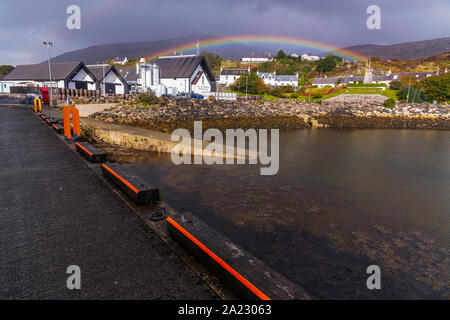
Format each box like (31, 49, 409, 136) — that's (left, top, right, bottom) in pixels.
(419, 72, 450, 103)
(136, 92, 161, 105)
(383, 98, 395, 108)
(208, 95, 216, 102)
(268, 85, 295, 98)
(312, 93, 322, 99)
(389, 79, 403, 90)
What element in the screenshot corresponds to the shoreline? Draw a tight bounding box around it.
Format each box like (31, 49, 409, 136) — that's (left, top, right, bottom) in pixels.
(89, 99, 449, 132)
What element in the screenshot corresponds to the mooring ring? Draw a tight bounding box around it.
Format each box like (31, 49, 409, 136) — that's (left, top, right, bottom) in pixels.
(149, 206, 167, 221)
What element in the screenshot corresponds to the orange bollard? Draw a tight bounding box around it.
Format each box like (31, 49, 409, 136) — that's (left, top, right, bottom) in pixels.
(62, 105, 81, 139)
(33, 97, 42, 112)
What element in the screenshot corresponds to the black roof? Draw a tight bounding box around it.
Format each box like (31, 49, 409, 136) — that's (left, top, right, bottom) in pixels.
(152, 55, 215, 82)
(3, 62, 83, 81)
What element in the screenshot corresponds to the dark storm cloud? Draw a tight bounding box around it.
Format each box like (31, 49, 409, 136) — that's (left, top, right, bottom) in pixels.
(0, 0, 448, 64)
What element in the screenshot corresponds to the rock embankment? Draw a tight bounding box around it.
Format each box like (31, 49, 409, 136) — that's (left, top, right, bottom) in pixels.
(90, 98, 450, 131)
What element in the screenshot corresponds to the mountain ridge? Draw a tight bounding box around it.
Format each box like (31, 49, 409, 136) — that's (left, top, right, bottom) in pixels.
(46, 36, 450, 64)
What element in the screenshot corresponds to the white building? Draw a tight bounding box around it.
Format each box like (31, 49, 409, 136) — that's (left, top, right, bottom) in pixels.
(290, 53, 299, 58)
(135, 55, 216, 96)
(0, 62, 96, 93)
(218, 67, 250, 86)
(301, 54, 321, 61)
(257, 71, 299, 87)
(241, 53, 273, 63)
(112, 57, 128, 65)
(86, 64, 129, 94)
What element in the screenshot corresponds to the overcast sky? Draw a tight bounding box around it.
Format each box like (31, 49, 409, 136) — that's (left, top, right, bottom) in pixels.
(0, 0, 449, 65)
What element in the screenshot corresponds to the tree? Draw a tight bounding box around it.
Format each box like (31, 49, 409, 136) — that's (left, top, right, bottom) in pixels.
(397, 87, 430, 103)
(200, 51, 223, 76)
(0, 65, 14, 75)
(275, 50, 287, 60)
(389, 79, 403, 90)
(231, 73, 268, 95)
(419, 72, 450, 103)
(315, 55, 342, 73)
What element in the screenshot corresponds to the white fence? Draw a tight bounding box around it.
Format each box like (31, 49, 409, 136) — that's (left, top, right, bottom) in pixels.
(203, 92, 237, 101)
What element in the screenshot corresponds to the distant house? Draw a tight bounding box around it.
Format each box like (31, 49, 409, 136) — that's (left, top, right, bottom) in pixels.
(218, 68, 250, 86)
(391, 71, 440, 81)
(0, 62, 96, 93)
(257, 71, 298, 87)
(242, 53, 273, 63)
(87, 64, 129, 94)
(301, 54, 321, 61)
(151, 55, 216, 95)
(112, 57, 128, 65)
(290, 53, 299, 58)
(312, 74, 394, 88)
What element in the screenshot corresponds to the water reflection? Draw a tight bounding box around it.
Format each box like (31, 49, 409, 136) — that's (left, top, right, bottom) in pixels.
(97, 128, 450, 299)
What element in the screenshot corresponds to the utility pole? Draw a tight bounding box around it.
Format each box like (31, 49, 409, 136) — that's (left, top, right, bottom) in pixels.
(43, 41, 53, 118)
(102, 62, 105, 95)
(406, 76, 412, 103)
(245, 73, 248, 100)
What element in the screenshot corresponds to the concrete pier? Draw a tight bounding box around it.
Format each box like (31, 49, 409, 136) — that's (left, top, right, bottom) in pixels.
(0, 99, 216, 299)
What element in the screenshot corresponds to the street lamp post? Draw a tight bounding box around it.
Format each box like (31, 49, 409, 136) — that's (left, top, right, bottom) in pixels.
(43, 41, 53, 119)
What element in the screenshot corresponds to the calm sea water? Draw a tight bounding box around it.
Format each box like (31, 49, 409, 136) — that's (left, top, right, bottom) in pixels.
(105, 128, 450, 299)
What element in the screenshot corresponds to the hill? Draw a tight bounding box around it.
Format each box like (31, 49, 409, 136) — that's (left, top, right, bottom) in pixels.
(47, 37, 450, 65)
(342, 37, 450, 60)
(47, 36, 251, 64)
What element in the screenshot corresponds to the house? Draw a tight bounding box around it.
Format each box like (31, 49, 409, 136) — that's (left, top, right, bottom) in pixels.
(0, 62, 96, 93)
(149, 55, 216, 95)
(301, 54, 321, 61)
(112, 57, 128, 65)
(391, 71, 439, 81)
(242, 53, 273, 63)
(117, 65, 139, 91)
(312, 74, 392, 88)
(218, 68, 250, 86)
(257, 71, 299, 87)
(290, 53, 299, 58)
(87, 64, 129, 94)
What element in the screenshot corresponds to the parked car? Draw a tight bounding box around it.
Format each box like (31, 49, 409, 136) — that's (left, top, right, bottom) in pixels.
(21, 93, 43, 105)
(189, 93, 204, 99)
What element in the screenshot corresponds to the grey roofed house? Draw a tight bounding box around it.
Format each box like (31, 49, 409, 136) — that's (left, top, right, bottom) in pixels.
(87, 64, 128, 83)
(242, 53, 272, 59)
(313, 75, 363, 85)
(117, 65, 138, 84)
(3, 62, 89, 82)
(220, 69, 248, 76)
(151, 55, 215, 83)
(258, 72, 299, 82)
(275, 74, 299, 82)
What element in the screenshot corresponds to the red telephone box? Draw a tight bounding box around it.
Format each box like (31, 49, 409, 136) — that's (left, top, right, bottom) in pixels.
(40, 87, 50, 105)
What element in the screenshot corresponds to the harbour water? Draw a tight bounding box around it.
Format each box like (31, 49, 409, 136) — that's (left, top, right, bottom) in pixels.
(104, 128, 449, 299)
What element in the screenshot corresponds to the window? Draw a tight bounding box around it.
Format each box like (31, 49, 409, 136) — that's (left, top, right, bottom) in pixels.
(202, 76, 204, 85)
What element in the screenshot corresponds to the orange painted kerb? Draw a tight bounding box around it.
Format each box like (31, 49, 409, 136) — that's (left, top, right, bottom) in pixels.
(101, 164, 140, 194)
(166, 217, 271, 300)
(75, 142, 93, 156)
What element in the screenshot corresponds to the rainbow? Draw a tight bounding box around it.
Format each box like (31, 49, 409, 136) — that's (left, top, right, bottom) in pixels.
(145, 35, 367, 62)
